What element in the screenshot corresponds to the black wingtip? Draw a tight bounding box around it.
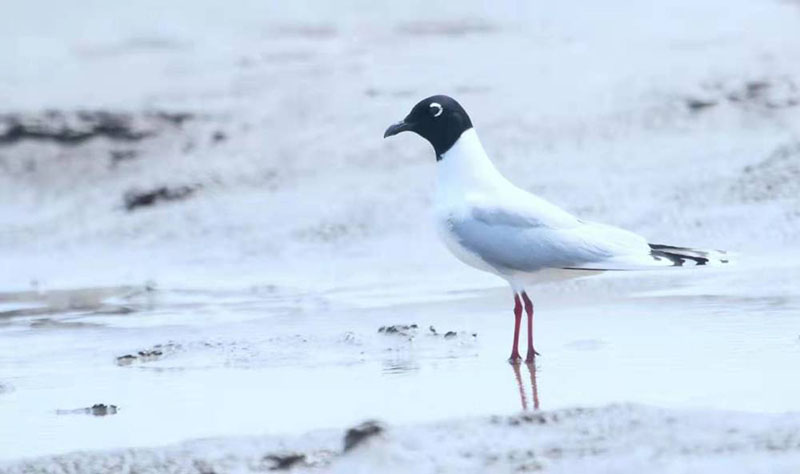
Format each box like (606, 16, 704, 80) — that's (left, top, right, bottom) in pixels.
(649, 243, 715, 266)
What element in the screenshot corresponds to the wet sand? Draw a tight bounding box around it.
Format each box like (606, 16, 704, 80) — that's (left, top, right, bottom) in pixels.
(2, 255, 800, 469)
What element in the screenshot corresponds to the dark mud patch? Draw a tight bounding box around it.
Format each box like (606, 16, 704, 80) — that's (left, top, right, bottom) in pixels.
(492, 407, 588, 427)
(117, 342, 181, 366)
(109, 149, 139, 166)
(378, 324, 418, 337)
(6, 444, 336, 473)
(210, 130, 227, 143)
(684, 77, 799, 113)
(343, 420, 384, 452)
(0, 110, 193, 146)
(56, 403, 119, 416)
(429, 325, 477, 339)
(151, 111, 194, 127)
(124, 185, 198, 211)
(114, 338, 292, 370)
(685, 98, 718, 112)
(263, 453, 306, 470)
(119, 337, 312, 371)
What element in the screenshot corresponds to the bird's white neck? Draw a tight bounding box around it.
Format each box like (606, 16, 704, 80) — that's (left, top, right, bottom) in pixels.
(436, 128, 506, 193)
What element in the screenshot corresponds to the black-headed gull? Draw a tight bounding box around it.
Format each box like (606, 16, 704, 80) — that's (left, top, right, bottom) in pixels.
(384, 95, 728, 363)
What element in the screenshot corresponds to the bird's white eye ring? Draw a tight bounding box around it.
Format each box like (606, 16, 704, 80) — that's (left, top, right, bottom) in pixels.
(429, 102, 443, 118)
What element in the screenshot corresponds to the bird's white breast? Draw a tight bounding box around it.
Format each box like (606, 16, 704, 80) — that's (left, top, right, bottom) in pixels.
(433, 129, 508, 275)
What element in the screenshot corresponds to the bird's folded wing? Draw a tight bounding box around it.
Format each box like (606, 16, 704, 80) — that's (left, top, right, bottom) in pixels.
(458, 201, 672, 272)
(556, 221, 675, 270)
(467, 192, 581, 230)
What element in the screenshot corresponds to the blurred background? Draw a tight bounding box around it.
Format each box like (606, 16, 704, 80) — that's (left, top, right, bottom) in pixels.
(2, 0, 799, 293)
(2, 0, 800, 468)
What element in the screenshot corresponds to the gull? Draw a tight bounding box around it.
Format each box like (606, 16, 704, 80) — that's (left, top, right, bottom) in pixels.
(384, 95, 728, 363)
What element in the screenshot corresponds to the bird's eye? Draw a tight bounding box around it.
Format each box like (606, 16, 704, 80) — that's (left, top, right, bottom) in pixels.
(429, 102, 443, 118)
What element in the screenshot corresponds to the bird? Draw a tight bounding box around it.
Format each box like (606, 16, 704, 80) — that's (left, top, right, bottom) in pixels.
(383, 95, 728, 364)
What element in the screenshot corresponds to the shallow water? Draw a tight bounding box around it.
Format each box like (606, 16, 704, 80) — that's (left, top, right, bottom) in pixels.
(1, 255, 799, 461)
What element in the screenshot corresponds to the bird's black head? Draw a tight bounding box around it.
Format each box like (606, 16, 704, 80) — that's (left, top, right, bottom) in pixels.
(383, 95, 473, 160)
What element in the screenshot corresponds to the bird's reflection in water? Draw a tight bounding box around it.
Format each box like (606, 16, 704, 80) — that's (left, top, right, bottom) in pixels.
(511, 362, 539, 410)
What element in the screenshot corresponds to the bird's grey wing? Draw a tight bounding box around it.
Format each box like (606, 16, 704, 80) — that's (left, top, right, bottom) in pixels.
(450, 207, 666, 272)
(469, 206, 551, 228)
(448, 207, 604, 272)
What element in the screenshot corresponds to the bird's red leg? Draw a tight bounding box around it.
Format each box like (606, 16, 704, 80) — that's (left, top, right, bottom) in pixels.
(522, 291, 539, 361)
(509, 294, 523, 364)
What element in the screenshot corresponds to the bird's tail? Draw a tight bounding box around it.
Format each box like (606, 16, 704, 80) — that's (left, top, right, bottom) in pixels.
(648, 243, 730, 266)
